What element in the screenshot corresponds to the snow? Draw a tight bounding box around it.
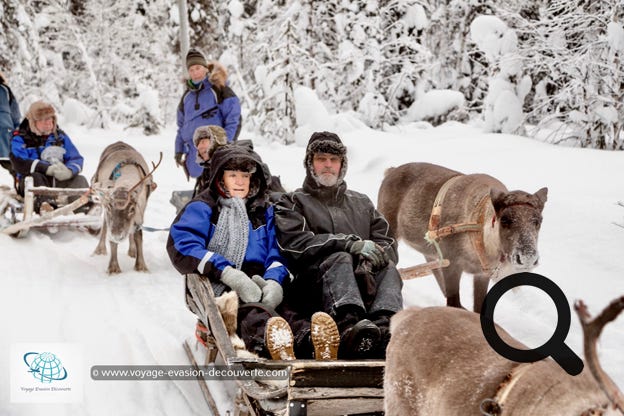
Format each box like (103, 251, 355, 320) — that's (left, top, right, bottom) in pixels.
(2, 100, 624, 414)
(402, 89, 465, 122)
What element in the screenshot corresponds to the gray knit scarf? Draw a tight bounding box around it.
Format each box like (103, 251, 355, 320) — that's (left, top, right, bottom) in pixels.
(207, 196, 249, 271)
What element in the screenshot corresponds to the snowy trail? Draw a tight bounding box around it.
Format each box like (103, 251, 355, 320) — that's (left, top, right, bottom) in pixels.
(1, 121, 623, 415)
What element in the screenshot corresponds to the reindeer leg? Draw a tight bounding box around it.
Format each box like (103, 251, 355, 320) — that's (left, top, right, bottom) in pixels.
(430, 257, 463, 309)
(93, 221, 107, 255)
(473, 273, 490, 313)
(128, 230, 137, 258)
(107, 241, 122, 274)
(133, 229, 148, 272)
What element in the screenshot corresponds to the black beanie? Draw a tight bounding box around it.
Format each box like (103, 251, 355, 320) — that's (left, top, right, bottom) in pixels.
(186, 48, 208, 69)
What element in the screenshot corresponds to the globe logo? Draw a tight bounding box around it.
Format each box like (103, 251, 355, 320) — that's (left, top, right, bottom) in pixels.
(23, 352, 68, 383)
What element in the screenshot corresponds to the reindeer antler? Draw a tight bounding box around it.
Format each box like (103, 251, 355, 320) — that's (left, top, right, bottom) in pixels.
(575, 296, 624, 413)
(128, 152, 163, 194)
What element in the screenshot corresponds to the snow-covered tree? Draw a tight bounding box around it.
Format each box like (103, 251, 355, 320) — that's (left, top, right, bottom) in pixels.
(499, 0, 624, 149)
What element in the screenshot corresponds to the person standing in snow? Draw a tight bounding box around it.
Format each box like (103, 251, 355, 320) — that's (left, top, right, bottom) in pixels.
(10, 100, 89, 212)
(174, 48, 241, 180)
(0, 70, 21, 176)
(274, 131, 403, 359)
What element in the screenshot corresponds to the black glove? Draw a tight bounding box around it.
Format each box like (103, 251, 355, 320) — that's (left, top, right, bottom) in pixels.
(174, 152, 185, 168)
(347, 240, 389, 268)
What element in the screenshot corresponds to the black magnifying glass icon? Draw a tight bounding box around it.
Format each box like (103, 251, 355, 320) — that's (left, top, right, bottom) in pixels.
(480, 272, 584, 376)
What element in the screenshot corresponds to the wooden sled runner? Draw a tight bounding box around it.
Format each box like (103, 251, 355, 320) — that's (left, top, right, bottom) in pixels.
(0, 176, 101, 238)
(183, 273, 385, 416)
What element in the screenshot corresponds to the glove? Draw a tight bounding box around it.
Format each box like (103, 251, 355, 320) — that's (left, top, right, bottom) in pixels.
(347, 240, 389, 268)
(175, 152, 185, 168)
(52, 163, 74, 182)
(220, 266, 262, 303)
(252, 275, 283, 309)
(45, 164, 60, 177)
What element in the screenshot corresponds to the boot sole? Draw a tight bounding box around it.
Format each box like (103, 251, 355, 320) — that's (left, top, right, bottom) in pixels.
(311, 312, 340, 360)
(265, 317, 296, 360)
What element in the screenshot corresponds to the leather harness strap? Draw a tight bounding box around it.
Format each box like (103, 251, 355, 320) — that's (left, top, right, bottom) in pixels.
(426, 175, 493, 273)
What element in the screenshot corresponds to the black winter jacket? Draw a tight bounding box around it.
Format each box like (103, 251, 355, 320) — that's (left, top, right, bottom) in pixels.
(274, 174, 398, 277)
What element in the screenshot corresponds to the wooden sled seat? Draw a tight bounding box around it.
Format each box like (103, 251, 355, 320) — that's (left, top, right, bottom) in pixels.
(184, 273, 385, 416)
(1, 176, 101, 237)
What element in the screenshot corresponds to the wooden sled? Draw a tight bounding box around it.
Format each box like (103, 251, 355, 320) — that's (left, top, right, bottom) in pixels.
(0, 176, 102, 238)
(183, 273, 385, 416)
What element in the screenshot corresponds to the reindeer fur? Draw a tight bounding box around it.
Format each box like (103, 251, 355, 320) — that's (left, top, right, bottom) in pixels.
(378, 162, 547, 312)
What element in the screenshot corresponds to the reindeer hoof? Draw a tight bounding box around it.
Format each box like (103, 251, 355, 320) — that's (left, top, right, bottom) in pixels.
(107, 265, 122, 274)
(134, 264, 149, 273)
(128, 250, 137, 258)
(93, 247, 107, 256)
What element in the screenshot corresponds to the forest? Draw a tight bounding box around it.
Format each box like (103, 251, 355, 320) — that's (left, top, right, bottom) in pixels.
(1, 0, 622, 149)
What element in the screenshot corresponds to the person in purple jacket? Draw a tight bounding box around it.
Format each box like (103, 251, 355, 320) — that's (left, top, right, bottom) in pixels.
(174, 48, 241, 179)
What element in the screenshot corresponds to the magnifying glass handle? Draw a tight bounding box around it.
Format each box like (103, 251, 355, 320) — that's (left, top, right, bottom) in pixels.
(551, 344, 584, 376)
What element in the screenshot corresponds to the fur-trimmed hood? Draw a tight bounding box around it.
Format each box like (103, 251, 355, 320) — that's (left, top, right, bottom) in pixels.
(303, 131, 348, 189)
(207, 145, 271, 206)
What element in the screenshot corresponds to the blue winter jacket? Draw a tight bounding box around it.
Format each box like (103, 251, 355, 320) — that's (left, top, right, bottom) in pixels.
(0, 83, 21, 158)
(175, 78, 241, 178)
(167, 145, 288, 285)
(168, 201, 289, 285)
(10, 119, 84, 180)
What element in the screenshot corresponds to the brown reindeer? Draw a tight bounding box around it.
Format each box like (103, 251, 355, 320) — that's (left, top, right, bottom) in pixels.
(378, 162, 547, 312)
(91, 142, 159, 274)
(384, 297, 624, 415)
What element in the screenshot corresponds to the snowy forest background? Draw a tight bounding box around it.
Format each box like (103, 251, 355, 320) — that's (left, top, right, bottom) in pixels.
(1, 0, 624, 148)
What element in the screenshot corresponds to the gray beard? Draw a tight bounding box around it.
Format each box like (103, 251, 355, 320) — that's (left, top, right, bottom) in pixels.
(315, 172, 338, 187)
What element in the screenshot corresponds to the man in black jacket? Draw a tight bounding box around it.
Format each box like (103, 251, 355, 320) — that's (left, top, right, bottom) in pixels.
(274, 131, 402, 359)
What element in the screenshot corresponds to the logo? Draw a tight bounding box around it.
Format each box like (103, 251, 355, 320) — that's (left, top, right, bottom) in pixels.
(23, 351, 68, 383)
(480, 272, 584, 376)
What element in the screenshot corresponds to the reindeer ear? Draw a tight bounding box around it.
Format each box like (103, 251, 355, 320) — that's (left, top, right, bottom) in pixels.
(150, 182, 157, 192)
(533, 187, 548, 209)
(490, 188, 507, 213)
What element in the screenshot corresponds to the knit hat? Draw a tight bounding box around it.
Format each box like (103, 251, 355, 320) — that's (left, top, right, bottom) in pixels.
(186, 48, 208, 69)
(26, 100, 57, 135)
(304, 131, 348, 184)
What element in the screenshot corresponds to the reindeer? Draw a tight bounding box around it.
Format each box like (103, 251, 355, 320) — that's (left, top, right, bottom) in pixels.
(384, 297, 624, 415)
(378, 162, 547, 312)
(91, 142, 160, 274)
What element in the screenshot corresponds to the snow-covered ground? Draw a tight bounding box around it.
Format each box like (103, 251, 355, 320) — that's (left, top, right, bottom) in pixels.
(1, 114, 623, 415)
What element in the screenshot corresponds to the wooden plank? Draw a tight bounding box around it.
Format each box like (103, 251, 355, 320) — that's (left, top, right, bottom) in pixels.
(185, 274, 288, 402)
(304, 397, 384, 416)
(2, 194, 89, 235)
(289, 387, 383, 400)
(399, 259, 450, 279)
(289, 361, 384, 388)
(28, 186, 91, 196)
(183, 340, 222, 416)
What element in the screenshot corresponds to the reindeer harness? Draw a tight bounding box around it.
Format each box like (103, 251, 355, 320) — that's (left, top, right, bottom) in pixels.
(425, 175, 494, 274)
(480, 362, 609, 416)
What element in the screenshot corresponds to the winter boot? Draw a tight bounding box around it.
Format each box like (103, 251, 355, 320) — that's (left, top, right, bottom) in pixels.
(339, 319, 381, 359)
(310, 312, 340, 360)
(370, 312, 393, 359)
(265, 316, 296, 360)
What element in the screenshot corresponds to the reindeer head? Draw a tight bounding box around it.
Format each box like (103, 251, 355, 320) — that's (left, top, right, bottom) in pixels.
(490, 187, 548, 273)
